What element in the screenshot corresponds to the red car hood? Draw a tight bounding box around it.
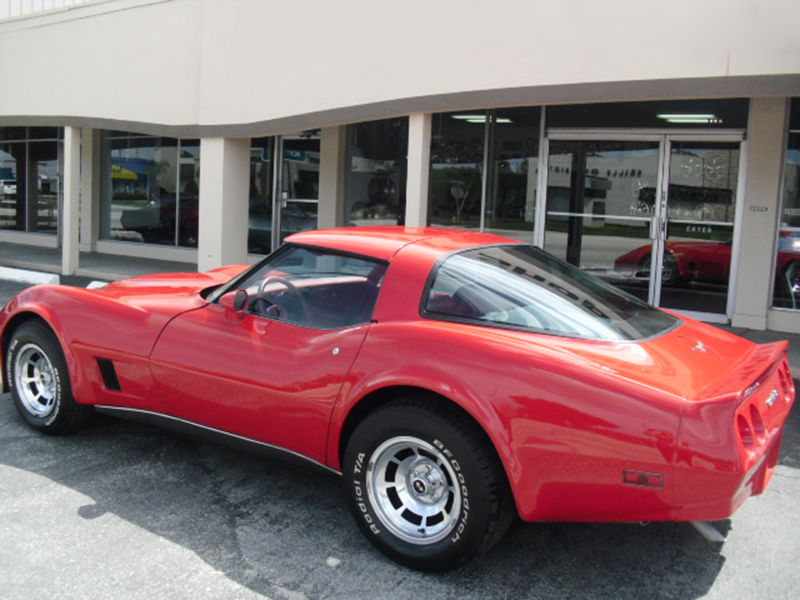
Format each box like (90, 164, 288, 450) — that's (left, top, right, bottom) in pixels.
(95, 265, 248, 305)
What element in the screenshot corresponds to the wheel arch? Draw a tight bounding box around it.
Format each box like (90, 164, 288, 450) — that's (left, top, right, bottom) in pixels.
(334, 384, 519, 517)
(1, 311, 55, 393)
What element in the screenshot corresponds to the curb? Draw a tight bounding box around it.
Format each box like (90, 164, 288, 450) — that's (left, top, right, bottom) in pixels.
(0, 266, 59, 285)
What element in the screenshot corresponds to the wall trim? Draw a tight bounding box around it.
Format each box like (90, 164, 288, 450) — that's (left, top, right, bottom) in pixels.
(2, 74, 799, 139)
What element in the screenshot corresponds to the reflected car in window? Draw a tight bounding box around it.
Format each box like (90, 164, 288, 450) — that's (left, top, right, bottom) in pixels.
(0, 179, 17, 196)
(0, 227, 794, 571)
(614, 233, 800, 302)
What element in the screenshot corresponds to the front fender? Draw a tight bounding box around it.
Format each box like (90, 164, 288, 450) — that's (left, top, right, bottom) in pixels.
(1, 285, 202, 409)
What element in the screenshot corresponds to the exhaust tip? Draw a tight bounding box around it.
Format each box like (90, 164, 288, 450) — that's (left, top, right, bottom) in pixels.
(691, 521, 726, 543)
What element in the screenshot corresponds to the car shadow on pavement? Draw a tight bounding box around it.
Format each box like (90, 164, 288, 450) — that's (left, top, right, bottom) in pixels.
(0, 396, 739, 600)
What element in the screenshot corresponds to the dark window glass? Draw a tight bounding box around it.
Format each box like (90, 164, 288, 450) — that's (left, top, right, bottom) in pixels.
(429, 111, 485, 229)
(773, 98, 800, 309)
(547, 99, 749, 129)
(279, 133, 319, 246)
(0, 127, 62, 235)
(346, 118, 408, 226)
(487, 107, 541, 237)
(30, 140, 60, 233)
(28, 127, 62, 140)
(248, 137, 275, 254)
(100, 132, 199, 247)
(0, 141, 23, 230)
(231, 246, 387, 329)
(425, 244, 679, 341)
(0, 127, 26, 142)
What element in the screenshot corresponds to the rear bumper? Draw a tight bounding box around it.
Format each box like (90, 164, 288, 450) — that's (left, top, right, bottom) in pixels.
(670, 350, 794, 522)
(669, 428, 784, 522)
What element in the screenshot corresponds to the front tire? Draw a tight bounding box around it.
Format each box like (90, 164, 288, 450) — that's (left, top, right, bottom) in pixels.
(6, 321, 93, 435)
(343, 400, 513, 571)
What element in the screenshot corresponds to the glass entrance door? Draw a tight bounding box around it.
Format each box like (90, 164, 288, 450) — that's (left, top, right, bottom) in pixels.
(542, 139, 662, 303)
(274, 133, 320, 249)
(542, 134, 743, 321)
(655, 139, 741, 319)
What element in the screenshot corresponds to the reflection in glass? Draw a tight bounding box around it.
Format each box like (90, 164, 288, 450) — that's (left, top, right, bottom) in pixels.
(177, 141, 200, 247)
(248, 137, 275, 254)
(773, 99, 800, 309)
(101, 133, 200, 248)
(346, 118, 407, 227)
(425, 245, 678, 341)
(658, 142, 740, 315)
(0, 127, 62, 235)
(0, 141, 21, 230)
(32, 140, 60, 234)
(429, 112, 485, 228)
(544, 140, 659, 302)
(485, 108, 540, 241)
(280, 134, 319, 246)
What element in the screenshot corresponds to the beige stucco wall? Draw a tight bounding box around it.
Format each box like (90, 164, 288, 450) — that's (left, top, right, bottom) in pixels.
(732, 98, 789, 329)
(1, 0, 799, 135)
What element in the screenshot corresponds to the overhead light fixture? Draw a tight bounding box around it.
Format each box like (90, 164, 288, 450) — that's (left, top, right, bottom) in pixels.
(452, 115, 513, 124)
(657, 113, 723, 124)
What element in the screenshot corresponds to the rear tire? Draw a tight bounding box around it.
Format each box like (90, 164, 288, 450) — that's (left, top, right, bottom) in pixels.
(6, 321, 93, 435)
(342, 399, 513, 571)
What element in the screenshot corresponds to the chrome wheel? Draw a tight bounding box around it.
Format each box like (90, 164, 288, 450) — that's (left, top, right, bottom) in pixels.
(14, 343, 58, 418)
(366, 436, 461, 545)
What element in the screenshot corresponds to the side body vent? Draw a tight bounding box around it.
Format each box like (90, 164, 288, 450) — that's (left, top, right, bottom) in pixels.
(97, 358, 122, 392)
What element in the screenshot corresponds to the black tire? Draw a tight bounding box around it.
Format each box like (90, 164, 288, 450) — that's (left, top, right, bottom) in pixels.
(342, 399, 514, 571)
(637, 253, 681, 287)
(6, 321, 93, 435)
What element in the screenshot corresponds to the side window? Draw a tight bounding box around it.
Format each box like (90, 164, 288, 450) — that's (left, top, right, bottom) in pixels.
(236, 246, 387, 329)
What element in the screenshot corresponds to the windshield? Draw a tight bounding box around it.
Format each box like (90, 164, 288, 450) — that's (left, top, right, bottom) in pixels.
(424, 245, 679, 341)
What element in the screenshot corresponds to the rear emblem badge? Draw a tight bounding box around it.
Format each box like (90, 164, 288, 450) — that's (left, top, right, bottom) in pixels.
(767, 390, 778, 408)
(692, 342, 707, 353)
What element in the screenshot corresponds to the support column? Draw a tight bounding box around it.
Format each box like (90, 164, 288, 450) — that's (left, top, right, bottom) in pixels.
(731, 97, 790, 329)
(405, 113, 432, 228)
(198, 137, 250, 272)
(318, 125, 347, 228)
(62, 126, 81, 275)
(79, 128, 100, 252)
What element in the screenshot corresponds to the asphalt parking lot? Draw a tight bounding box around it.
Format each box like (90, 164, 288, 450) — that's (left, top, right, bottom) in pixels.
(1, 278, 799, 599)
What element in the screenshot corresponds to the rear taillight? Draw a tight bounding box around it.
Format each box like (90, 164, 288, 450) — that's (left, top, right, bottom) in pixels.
(779, 362, 795, 404)
(749, 404, 766, 443)
(737, 414, 754, 451)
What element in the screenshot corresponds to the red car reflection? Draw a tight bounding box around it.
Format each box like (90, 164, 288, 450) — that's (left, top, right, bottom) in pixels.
(614, 233, 800, 301)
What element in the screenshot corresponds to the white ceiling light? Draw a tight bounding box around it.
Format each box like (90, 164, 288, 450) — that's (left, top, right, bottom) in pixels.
(452, 115, 513, 124)
(657, 113, 723, 124)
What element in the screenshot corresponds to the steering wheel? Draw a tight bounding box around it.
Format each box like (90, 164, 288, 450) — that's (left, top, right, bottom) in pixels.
(256, 276, 309, 323)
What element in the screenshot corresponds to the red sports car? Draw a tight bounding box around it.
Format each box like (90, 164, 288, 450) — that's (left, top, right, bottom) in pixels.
(0, 227, 794, 571)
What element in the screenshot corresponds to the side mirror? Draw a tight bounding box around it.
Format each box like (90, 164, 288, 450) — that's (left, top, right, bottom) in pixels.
(219, 289, 248, 313)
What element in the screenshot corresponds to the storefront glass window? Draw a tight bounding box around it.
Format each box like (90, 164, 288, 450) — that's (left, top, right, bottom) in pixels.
(429, 111, 485, 229)
(487, 108, 541, 238)
(0, 127, 62, 235)
(773, 98, 800, 309)
(248, 137, 275, 254)
(429, 108, 541, 237)
(346, 118, 408, 226)
(100, 132, 200, 247)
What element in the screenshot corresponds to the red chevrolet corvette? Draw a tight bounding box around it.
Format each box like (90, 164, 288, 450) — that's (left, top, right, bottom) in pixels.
(0, 227, 794, 570)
